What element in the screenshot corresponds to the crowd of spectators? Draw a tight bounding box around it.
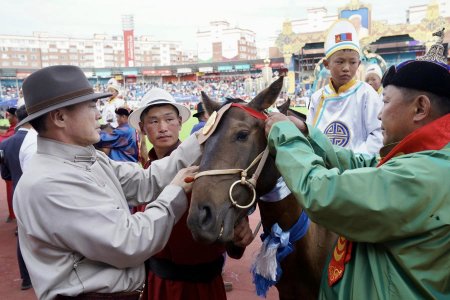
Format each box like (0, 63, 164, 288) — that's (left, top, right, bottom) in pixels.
(94, 76, 261, 109)
(1, 74, 303, 116)
(0, 85, 20, 101)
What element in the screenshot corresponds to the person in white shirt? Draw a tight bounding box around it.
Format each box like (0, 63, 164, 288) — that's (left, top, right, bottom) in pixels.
(19, 124, 37, 172)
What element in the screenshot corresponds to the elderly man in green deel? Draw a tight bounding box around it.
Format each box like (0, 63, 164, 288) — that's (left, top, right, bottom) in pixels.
(264, 29, 450, 299)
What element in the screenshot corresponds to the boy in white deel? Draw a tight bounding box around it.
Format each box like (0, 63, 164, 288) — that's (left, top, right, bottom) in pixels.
(365, 64, 383, 100)
(307, 20, 383, 155)
(102, 79, 125, 128)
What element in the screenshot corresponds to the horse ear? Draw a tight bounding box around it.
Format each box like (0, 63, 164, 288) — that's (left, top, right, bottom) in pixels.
(287, 109, 307, 122)
(276, 97, 307, 121)
(277, 98, 290, 115)
(248, 76, 284, 111)
(201, 91, 221, 114)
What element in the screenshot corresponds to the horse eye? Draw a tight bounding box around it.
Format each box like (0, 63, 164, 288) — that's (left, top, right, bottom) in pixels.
(236, 131, 249, 141)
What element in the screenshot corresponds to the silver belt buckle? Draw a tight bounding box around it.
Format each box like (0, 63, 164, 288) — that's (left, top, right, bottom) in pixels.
(137, 283, 145, 300)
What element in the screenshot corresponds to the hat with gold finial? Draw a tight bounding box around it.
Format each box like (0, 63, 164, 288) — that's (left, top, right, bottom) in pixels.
(382, 28, 450, 98)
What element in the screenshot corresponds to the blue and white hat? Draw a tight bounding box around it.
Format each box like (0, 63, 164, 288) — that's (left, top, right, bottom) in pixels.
(324, 19, 360, 59)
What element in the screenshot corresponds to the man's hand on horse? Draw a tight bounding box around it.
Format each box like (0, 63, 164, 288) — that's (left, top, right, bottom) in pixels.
(265, 112, 289, 137)
(265, 112, 308, 137)
(171, 166, 199, 194)
(232, 216, 254, 248)
(287, 115, 308, 135)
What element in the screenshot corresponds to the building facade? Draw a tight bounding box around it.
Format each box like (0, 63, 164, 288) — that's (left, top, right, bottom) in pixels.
(0, 32, 191, 69)
(275, 0, 450, 93)
(0, 19, 258, 71)
(407, 0, 450, 24)
(197, 21, 257, 62)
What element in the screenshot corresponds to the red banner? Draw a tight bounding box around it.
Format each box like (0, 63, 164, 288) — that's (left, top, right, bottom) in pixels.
(254, 63, 285, 69)
(270, 62, 285, 68)
(123, 30, 135, 67)
(16, 72, 31, 79)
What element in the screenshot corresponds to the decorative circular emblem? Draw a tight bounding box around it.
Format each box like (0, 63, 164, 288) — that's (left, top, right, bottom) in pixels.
(202, 110, 217, 135)
(324, 121, 350, 147)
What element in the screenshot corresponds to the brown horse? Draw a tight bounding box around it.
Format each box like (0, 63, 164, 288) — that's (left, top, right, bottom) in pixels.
(187, 77, 337, 300)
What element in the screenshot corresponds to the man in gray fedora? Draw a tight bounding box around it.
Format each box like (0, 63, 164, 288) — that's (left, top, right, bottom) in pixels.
(13, 65, 200, 300)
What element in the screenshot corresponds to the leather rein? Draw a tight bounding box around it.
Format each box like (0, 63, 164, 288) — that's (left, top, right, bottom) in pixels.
(194, 103, 270, 209)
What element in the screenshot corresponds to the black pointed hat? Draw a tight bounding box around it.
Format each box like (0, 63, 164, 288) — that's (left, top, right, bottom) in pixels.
(382, 28, 450, 99)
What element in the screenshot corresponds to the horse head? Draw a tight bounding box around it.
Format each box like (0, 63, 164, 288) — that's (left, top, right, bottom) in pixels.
(187, 77, 284, 244)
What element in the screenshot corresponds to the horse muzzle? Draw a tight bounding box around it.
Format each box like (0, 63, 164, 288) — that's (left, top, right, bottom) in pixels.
(187, 197, 237, 243)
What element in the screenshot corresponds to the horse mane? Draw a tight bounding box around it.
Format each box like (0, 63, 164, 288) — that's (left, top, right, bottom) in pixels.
(223, 97, 246, 105)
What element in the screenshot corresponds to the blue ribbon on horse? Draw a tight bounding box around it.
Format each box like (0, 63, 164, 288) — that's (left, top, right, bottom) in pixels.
(252, 210, 310, 297)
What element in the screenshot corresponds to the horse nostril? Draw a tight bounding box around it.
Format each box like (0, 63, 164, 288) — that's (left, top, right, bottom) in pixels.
(198, 203, 213, 229)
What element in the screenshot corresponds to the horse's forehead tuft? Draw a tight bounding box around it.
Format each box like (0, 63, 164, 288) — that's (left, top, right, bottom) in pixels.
(223, 97, 246, 105)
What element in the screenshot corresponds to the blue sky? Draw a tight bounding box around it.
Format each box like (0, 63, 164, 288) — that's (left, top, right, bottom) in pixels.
(0, 0, 439, 49)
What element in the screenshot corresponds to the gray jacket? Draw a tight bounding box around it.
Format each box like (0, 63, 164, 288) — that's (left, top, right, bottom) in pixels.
(14, 134, 201, 300)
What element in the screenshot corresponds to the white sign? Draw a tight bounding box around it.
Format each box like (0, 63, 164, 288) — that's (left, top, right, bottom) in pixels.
(177, 68, 192, 74)
(199, 67, 213, 73)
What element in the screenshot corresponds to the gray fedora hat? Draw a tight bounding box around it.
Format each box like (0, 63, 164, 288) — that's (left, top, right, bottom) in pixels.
(17, 65, 111, 128)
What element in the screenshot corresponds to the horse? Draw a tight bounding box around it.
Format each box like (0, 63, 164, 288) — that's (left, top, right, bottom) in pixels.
(186, 77, 337, 300)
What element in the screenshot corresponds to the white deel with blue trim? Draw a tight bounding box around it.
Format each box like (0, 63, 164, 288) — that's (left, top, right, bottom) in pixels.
(308, 80, 383, 155)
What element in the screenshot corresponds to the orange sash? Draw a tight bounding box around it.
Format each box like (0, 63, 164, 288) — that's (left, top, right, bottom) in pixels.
(328, 113, 450, 286)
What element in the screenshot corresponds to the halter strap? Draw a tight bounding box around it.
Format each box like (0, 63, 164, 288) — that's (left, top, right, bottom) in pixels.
(194, 168, 243, 179)
(194, 146, 268, 187)
(230, 103, 268, 120)
(198, 103, 267, 144)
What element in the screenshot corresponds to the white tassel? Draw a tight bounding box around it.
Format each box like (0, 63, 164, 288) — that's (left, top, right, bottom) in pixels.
(253, 237, 279, 281)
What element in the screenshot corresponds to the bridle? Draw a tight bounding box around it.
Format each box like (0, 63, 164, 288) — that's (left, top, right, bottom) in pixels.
(194, 146, 270, 209)
(194, 103, 270, 209)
